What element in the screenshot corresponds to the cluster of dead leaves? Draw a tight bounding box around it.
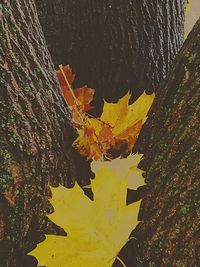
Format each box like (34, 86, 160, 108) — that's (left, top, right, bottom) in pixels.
(56, 65, 155, 160)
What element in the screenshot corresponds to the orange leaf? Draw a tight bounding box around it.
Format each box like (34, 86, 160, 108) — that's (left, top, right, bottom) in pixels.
(83, 104, 94, 112)
(56, 65, 95, 112)
(56, 65, 75, 87)
(61, 85, 75, 106)
(74, 86, 95, 105)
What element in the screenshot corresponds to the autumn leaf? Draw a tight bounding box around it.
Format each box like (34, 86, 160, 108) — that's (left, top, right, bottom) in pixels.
(56, 65, 95, 112)
(30, 154, 144, 267)
(56, 65, 75, 87)
(101, 92, 154, 135)
(73, 86, 95, 111)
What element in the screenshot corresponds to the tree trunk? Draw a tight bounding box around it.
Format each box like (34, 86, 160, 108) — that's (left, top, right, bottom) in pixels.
(133, 18, 200, 267)
(0, 1, 78, 266)
(36, 0, 187, 113)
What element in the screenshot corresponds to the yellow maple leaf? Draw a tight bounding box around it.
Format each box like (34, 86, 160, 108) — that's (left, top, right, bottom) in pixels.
(101, 91, 155, 135)
(30, 154, 144, 267)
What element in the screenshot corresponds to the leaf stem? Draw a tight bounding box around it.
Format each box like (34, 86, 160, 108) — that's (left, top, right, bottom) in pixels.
(116, 256, 127, 267)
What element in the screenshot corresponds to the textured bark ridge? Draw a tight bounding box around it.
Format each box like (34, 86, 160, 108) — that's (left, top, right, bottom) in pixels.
(133, 18, 200, 267)
(0, 1, 78, 266)
(36, 0, 187, 112)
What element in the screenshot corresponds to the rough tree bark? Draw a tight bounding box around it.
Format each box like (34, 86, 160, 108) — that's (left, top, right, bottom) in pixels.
(36, 0, 187, 112)
(0, 1, 87, 266)
(132, 18, 200, 267)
